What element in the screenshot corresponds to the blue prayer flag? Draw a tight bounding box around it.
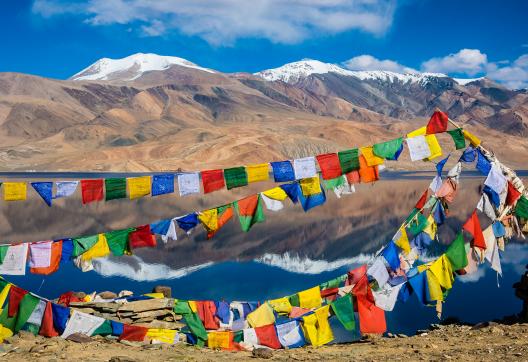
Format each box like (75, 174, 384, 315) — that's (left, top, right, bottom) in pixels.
(59, 238, 74, 263)
(483, 185, 500, 208)
(298, 184, 326, 212)
(150, 219, 171, 235)
(408, 272, 427, 305)
(51, 303, 70, 334)
(459, 147, 476, 163)
(436, 155, 450, 176)
(111, 320, 123, 336)
(432, 202, 446, 225)
(397, 282, 412, 303)
(280, 183, 299, 203)
(382, 241, 400, 270)
(410, 232, 433, 254)
(492, 221, 506, 237)
(271, 161, 295, 182)
(31, 182, 53, 207)
(476, 149, 491, 175)
(152, 174, 174, 196)
(176, 213, 199, 233)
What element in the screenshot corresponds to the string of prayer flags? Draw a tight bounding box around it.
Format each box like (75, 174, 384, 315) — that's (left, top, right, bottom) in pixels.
(105, 178, 126, 201)
(270, 161, 295, 182)
(447, 129, 466, 150)
(463, 210, 486, 250)
(426, 111, 449, 134)
(201, 170, 225, 194)
(151, 174, 174, 196)
(360, 146, 384, 167)
(246, 163, 269, 183)
(31, 182, 53, 206)
(224, 167, 248, 190)
(234, 194, 265, 232)
(293, 157, 317, 180)
(373, 137, 403, 160)
(338, 149, 360, 173)
(316, 153, 342, 180)
(81, 179, 104, 204)
(128, 176, 151, 200)
(54, 181, 78, 199)
(3, 182, 27, 201)
(177, 172, 200, 196)
(406, 135, 431, 161)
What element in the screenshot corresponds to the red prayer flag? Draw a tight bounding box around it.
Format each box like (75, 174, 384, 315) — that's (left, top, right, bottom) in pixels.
(81, 179, 104, 204)
(346, 264, 367, 286)
(357, 295, 387, 334)
(321, 287, 339, 302)
(255, 324, 281, 349)
(201, 169, 226, 194)
(506, 181, 522, 206)
(196, 301, 219, 330)
(128, 225, 156, 249)
(8, 285, 28, 317)
(426, 111, 449, 134)
(57, 291, 83, 307)
(30, 240, 62, 275)
(358, 155, 379, 183)
(236, 194, 259, 216)
(119, 324, 148, 342)
(39, 301, 59, 337)
(415, 189, 429, 210)
(207, 206, 233, 239)
(345, 170, 361, 185)
(316, 153, 343, 180)
(463, 210, 486, 250)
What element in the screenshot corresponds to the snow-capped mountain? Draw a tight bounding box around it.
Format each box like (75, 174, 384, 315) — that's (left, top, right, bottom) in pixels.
(71, 53, 215, 81)
(254, 59, 476, 86)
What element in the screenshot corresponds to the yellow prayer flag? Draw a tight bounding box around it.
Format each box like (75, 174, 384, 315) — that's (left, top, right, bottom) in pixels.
(0, 324, 13, 343)
(188, 301, 198, 313)
(246, 303, 275, 328)
(424, 215, 437, 240)
(417, 263, 431, 273)
(207, 331, 232, 349)
(3, 182, 27, 201)
(262, 187, 288, 201)
(394, 228, 411, 254)
(462, 129, 481, 147)
(425, 270, 444, 302)
(268, 297, 292, 314)
(429, 255, 454, 290)
(302, 305, 334, 346)
(146, 328, 178, 344)
(0, 283, 12, 316)
(81, 234, 110, 261)
(360, 146, 384, 167)
(246, 163, 269, 183)
(407, 126, 427, 138)
(298, 286, 322, 309)
(425, 134, 442, 160)
(199, 209, 218, 233)
(128, 176, 151, 200)
(143, 293, 165, 299)
(299, 176, 322, 196)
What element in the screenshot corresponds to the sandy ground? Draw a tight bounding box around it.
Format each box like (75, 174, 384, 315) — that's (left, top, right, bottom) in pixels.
(1, 321, 528, 361)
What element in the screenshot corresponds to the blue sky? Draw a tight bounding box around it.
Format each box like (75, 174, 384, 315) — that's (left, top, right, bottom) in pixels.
(1, 0, 527, 88)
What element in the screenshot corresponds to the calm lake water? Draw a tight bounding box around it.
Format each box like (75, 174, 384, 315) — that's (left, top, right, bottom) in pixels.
(1, 170, 527, 337)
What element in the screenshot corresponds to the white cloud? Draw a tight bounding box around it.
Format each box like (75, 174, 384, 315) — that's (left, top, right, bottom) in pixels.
(32, 0, 397, 45)
(342, 54, 417, 73)
(421, 49, 488, 76)
(486, 54, 528, 89)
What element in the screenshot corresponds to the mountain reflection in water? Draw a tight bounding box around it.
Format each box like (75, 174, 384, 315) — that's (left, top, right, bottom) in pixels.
(2, 172, 527, 335)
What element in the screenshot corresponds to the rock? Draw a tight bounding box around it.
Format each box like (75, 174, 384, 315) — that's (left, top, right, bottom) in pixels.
(98, 291, 118, 299)
(471, 322, 490, 330)
(118, 290, 133, 298)
(386, 333, 395, 338)
(109, 357, 138, 362)
(65, 333, 92, 343)
(118, 298, 174, 313)
(73, 292, 87, 299)
(252, 348, 273, 359)
(152, 286, 172, 298)
(397, 334, 408, 338)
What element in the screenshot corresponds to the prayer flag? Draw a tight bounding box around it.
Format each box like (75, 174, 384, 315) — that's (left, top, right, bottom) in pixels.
(268, 297, 292, 315)
(460, 147, 476, 163)
(425, 270, 444, 302)
(433, 202, 446, 225)
(407, 126, 426, 138)
(298, 286, 322, 309)
(129, 225, 156, 249)
(81, 179, 104, 204)
(151, 174, 174, 196)
(261, 187, 287, 211)
(146, 328, 178, 344)
(176, 213, 199, 234)
(373, 138, 403, 160)
(463, 129, 481, 147)
(447, 128, 466, 150)
(484, 163, 507, 195)
(128, 176, 151, 199)
(177, 172, 200, 196)
(254, 324, 281, 349)
(406, 136, 431, 161)
(393, 227, 411, 253)
(246, 303, 275, 328)
(483, 226, 502, 275)
(224, 167, 248, 189)
(72, 235, 99, 257)
(330, 295, 355, 331)
(316, 153, 342, 180)
(436, 155, 450, 176)
(0, 243, 28, 276)
(355, 283, 386, 333)
(201, 169, 225, 193)
(345, 170, 361, 184)
(61, 310, 105, 338)
(276, 320, 305, 348)
(31, 182, 53, 206)
(28, 241, 52, 269)
(358, 155, 379, 183)
(372, 283, 404, 312)
(3, 182, 27, 201)
(429, 255, 454, 290)
(463, 210, 486, 250)
(436, 179, 457, 203)
(382, 241, 400, 271)
(426, 111, 449, 134)
(207, 331, 233, 349)
(425, 134, 442, 160)
(483, 185, 501, 208)
(299, 176, 322, 196)
(81, 234, 110, 261)
(298, 185, 326, 212)
(301, 305, 334, 346)
(54, 181, 78, 199)
(14, 294, 40, 333)
(38, 302, 59, 337)
(60, 239, 73, 263)
(293, 157, 317, 180)
(208, 205, 233, 239)
(199, 209, 218, 234)
(105, 178, 126, 201)
(407, 211, 429, 236)
(51, 303, 69, 334)
(246, 163, 269, 183)
(119, 325, 148, 342)
(506, 181, 522, 206)
(270, 161, 295, 182)
(280, 183, 299, 203)
(415, 189, 428, 209)
(105, 228, 134, 256)
(476, 149, 491, 175)
(30, 240, 62, 275)
(367, 258, 390, 287)
(515, 195, 528, 219)
(234, 194, 265, 232)
(360, 146, 384, 167)
(8, 285, 28, 317)
(338, 149, 360, 173)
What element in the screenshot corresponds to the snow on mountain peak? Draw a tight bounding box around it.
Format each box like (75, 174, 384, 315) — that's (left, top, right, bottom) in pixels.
(71, 52, 215, 81)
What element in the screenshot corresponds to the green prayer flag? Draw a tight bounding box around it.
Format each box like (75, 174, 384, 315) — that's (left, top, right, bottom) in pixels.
(105, 228, 135, 256)
(173, 300, 191, 315)
(72, 235, 99, 257)
(373, 137, 403, 159)
(407, 212, 429, 235)
(224, 167, 248, 190)
(405, 208, 420, 224)
(93, 319, 113, 336)
(445, 232, 468, 270)
(447, 129, 466, 150)
(515, 195, 528, 219)
(323, 176, 345, 191)
(320, 274, 348, 290)
(184, 312, 208, 345)
(234, 195, 265, 232)
(14, 294, 40, 333)
(0, 245, 8, 264)
(233, 330, 244, 343)
(338, 149, 360, 173)
(105, 178, 127, 201)
(24, 323, 40, 336)
(0, 302, 16, 332)
(289, 293, 300, 307)
(331, 294, 356, 331)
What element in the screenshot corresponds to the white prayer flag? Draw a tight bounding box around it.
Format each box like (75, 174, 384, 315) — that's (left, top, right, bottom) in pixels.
(367, 257, 390, 287)
(261, 193, 284, 211)
(161, 219, 178, 243)
(477, 194, 497, 221)
(406, 136, 431, 161)
(243, 328, 259, 346)
(54, 181, 79, 199)
(484, 163, 507, 195)
(429, 175, 442, 193)
(27, 300, 47, 326)
(293, 157, 317, 180)
(61, 310, 105, 338)
(483, 226, 502, 275)
(276, 320, 304, 348)
(177, 173, 200, 196)
(28, 241, 53, 268)
(0, 243, 28, 275)
(372, 283, 404, 311)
